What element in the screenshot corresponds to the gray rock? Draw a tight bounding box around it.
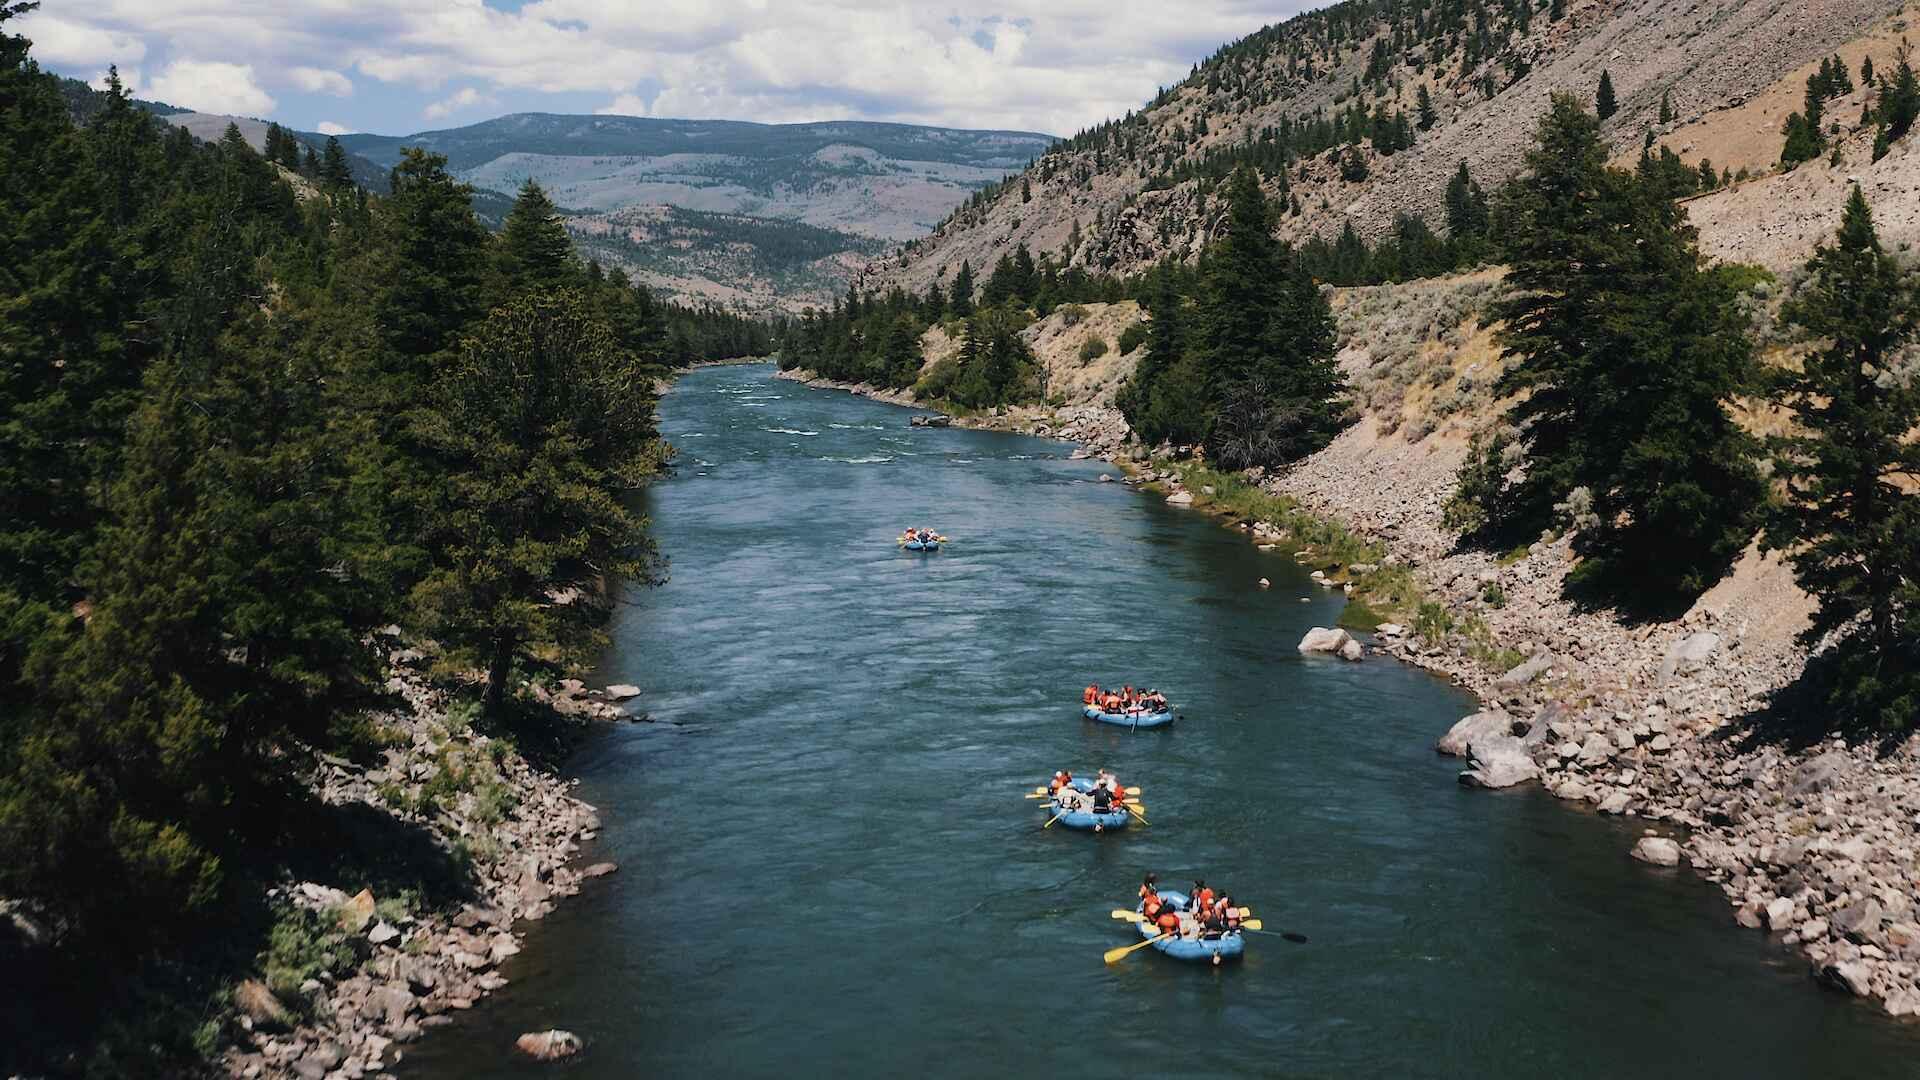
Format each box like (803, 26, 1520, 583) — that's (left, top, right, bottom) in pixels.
(1824, 960, 1874, 997)
(1597, 791, 1631, 815)
(372, 985, 417, 1026)
(1834, 899, 1885, 942)
(1496, 652, 1555, 688)
(1296, 627, 1353, 654)
(1577, 733, 1615, 767)
(1766, 896, 1796, 929)
(1337, 638, 1365, 662)
(1437, 710, 1510, 757)
(1632, 836, 1681, 866)
(604, 684, 641, 701)
(1789, 752, 1847, 795)
(1661, 631, 1722, 681)
(1164, 491, 1195, 507)
(581, 861, 619, 879)
(1459, 735, 1540, 789)
(367, 920, 400, 946)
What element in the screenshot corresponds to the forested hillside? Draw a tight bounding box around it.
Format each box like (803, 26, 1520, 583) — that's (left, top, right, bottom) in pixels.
(0, 6, 765, 1069)
(865, 0, 1905, 293)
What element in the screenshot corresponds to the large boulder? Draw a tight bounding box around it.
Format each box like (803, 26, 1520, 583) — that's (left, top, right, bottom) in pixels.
(605, 684, 641, 701)
(1631, 836, 1681, 866)
(337, 888, 377, 933)
(515, 1030, 584, 1061)
(1337, 638, 1365, 662)
(1436, 710, 1511, 757)
(1834, 899, 1885, 943)
(1165, 491, 1195, 507)
(1789, 751, 1847, 795)
(1297, 627, 1353, 654)
(1660, 631, 1722, 681)
(1459, 735, 1540, 789)
(1823, 961, 1874, 997)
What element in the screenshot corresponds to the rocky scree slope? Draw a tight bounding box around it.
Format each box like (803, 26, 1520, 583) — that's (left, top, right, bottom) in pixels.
(863, 0, 1904, 295)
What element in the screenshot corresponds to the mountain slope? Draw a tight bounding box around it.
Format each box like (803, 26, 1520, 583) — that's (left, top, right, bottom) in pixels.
(865, 0, 1906, 294)
(338, 114, 1052, 310)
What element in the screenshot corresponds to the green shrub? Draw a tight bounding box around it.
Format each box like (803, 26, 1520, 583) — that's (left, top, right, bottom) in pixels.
(1079, 337, 1109, 362)
(1481, 583, 1507, 608)
(1057, 303, 1089, 326)
(261, 906, 357, 1002)
(1413, 600, 1455, 643)
(1117, 321, 1149, 353)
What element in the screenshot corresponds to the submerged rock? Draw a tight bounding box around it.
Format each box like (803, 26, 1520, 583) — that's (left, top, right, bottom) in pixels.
(1297, 627, 1353, 654)
(516, 1029, 584, 1061)
(1631, 836, 1681, 866)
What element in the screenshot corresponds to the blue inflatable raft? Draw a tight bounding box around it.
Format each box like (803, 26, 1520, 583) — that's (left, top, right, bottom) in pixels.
(902, 539, 940, 552)
(1046, 777, 1131, 831)
(1083, 703, 1174, 729)
(1135, 890, 1245, 964)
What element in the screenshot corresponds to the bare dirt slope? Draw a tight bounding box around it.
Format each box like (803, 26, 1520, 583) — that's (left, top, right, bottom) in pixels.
(864, 0, 1902, 296)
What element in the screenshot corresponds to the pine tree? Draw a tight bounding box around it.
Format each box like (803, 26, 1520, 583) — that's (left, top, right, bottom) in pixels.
(949, 259, 975, 317)
(1417, 84, 1437, 131)
(1193, 167, 1346, 468)
(1767, 187, 1920, 727)
(1659, 89, 1674, 125)
(1863, 55, 1876, 87)
(1596, 70, 1618, 120)
(495, 179, 579, 297)
(1472, 93, 1763, 602)
(410, 290, 662, 713)
(882, 314, 923, 388)
(1550, 0, 1565, 19)
(319, 135, 352, 189)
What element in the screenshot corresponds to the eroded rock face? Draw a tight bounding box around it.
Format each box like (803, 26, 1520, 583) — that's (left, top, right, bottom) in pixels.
(515, 1029, 584, 1061)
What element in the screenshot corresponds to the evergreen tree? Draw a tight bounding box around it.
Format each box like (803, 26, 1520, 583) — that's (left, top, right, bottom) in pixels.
(1767, 187, 1920, 728)
(410, 290, 662, 713)
(1470, 94, 1763, 602)
(495, 179, 579, 297)
(882, 314, 923, 388)
(1782, 76, 1828, 165)
(318, 135, 352, 189)
(1416, 84, 1437, 131)
(1863, 55, 1876, 87)
(1659, 89, 1674, 125)
(1193, 167, 1346, 468)
(949, 259, 975, 317)
(1596, 70, 1618, 120)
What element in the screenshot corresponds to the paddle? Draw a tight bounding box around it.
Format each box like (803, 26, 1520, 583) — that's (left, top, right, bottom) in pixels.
(1123, 802, 1150, 825)
(1103, 933, 1170, 964)
(1043, 811, 1065, 829)
(1239, 926, 1309, 943)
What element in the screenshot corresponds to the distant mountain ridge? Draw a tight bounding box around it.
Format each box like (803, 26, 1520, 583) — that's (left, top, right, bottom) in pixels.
(333, 112, 1052, 311)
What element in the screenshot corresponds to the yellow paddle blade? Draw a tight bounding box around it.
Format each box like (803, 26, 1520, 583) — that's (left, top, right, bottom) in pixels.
(1103, 933, 1167, 964)
(1241, 919, 1263, 931)
(1110, 909, 1145, 921)
(1124, 787, 1142, 795)
(1234, 907, 1251, 918)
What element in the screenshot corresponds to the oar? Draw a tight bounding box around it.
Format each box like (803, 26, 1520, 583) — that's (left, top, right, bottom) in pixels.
(1238, 925, 1309, 943)
(1123, 802, 1150, 825)
(1110, 909, 1146, 922)
(1043, 812, 1065, 829)
(1103, 933, 1170, 964)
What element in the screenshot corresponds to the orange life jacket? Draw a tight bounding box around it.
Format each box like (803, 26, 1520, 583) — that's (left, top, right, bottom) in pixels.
(1195, 886, 1216, 910)
(1155, 911, 1180, 935)
(1083, 685, 1097, 705)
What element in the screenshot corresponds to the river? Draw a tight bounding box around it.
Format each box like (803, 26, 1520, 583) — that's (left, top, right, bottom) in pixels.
(405, 362, 1920, 1078)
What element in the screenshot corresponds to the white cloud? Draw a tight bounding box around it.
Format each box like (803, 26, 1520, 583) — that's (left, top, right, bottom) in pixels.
(289, 66, 353, 97)
(21, 2, 1312, 135)
(595, 93, 651, 117)
(316, 121, 354, 136)
(423, 86, 493, 121)
(14, 11, 146, 69)
(147, 59, 276, 116)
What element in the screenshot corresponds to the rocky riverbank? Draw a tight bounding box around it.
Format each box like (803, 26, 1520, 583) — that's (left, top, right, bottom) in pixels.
(1260, 423, 1920, 1019)
(771, 367, 1133, 456)
(220, 649, 630, 1078)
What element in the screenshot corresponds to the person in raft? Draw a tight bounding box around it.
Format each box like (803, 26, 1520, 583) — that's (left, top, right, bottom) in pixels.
(1084, 685, 1170, 714)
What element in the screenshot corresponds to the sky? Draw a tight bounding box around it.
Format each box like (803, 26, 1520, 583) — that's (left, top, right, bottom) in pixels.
(18, 0, 1317, 138)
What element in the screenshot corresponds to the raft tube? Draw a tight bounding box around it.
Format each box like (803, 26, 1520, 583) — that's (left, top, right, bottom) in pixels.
(903, 539, 939, 552)
(1046, 777, 1131, 831)
(1083, 704, 1174, 729)
(1135, 890, 1244, 963)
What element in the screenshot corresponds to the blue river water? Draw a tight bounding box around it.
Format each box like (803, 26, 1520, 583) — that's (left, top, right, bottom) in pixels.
(404, 363, 1920, 1078)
